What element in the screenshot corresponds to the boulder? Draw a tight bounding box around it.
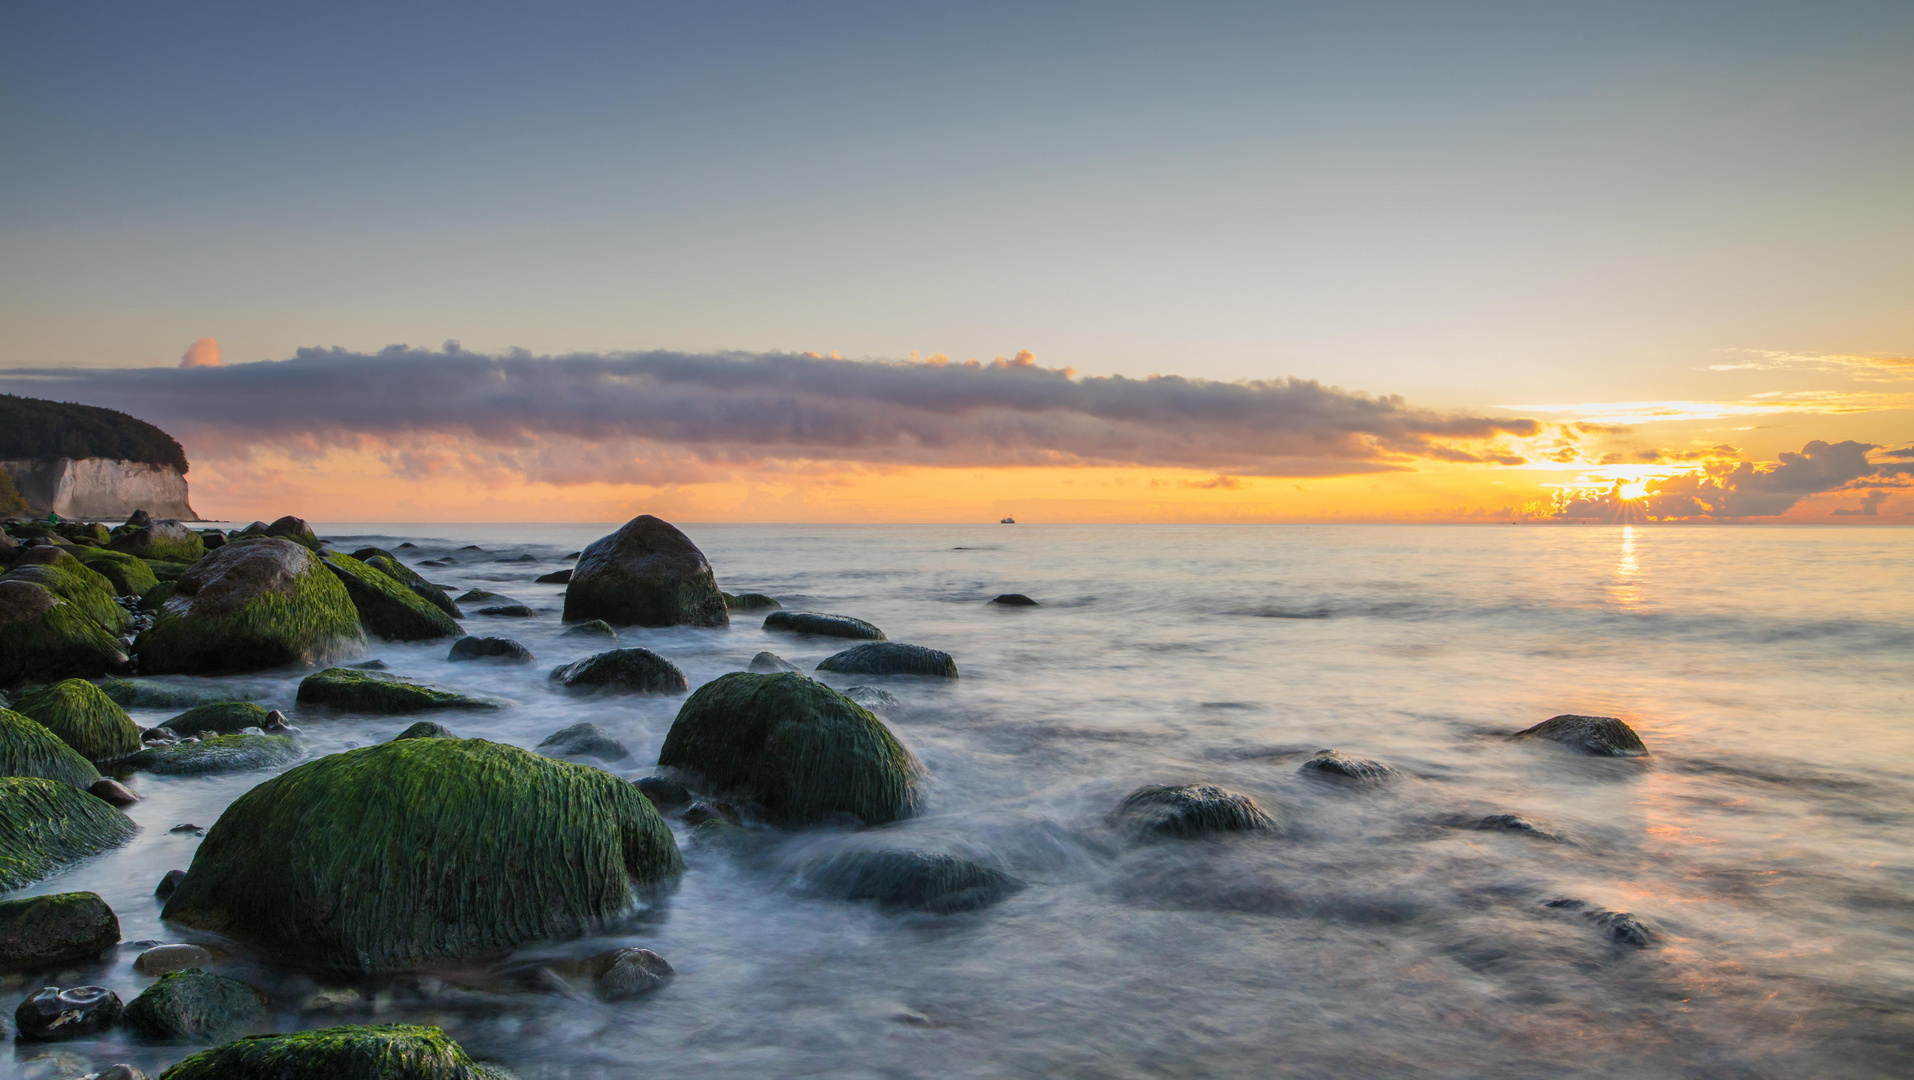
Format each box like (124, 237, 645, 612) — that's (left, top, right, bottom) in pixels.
(591, 947, 674, 1001)
(816, 642, 958, 679)
(843, 686, 900, 712)
(1298, 749, 1395, 782)
(391, 721, 458, 741)
(199, 529, 227, 551)
(12, 679, 142, 763)
(534, 569, 571, 584)
(231, 515, 320, 549)
(160, 702, 273, 735)
(133, 943, 215, 976)
(633, 775, 691, 812)
(762, 611, 885, 640)
(154, 870, 187, 901)
(658, 672, 922, 825)
(134, 539, 365, 675)
(548, 648, 689, 695)
(138, 581, 177, 612)
(723, 592, 780, 611)
(107, 519, 205, 562)
(321, 553, 462, 642)
(1513, 714, 1647, 756)
(127, 734, 300, 775)
(122, 968, 267, 1042)
(0, 579, 129, 686)
(536, 723, 630, 762)
(453, 589, 509, 605)
(144, 560, 199, 582)
(4, 547, 129, 634)
(154, 1023, 515, 1079)
(13, 984, 122, 1041)
(558, 619, 618, 642)
(0, 707, 102, 788)
(447, 636, 533, 664)
(348, 549, 462, 618)
(0, 892, 119, 973)
(748, 651, 798, 673)
(297, 668, 501, 714)
(989, 593, 1038, 606)
(95, 680, 233, 710)
(562, 515, 728, 628)
(75, 548, 160, 597)
(91, 778, 140, 806)
(161, 738, 682, 973)
(800, 850, 1021, 913)
(1111, 784, 1275, 839)
(473, 603, 536, 618)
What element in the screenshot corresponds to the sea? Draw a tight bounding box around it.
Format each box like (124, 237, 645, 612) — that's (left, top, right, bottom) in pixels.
(7, 523, 1912, 1079)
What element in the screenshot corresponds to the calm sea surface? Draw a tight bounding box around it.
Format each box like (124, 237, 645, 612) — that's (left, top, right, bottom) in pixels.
(8, 524, 1912, 1079)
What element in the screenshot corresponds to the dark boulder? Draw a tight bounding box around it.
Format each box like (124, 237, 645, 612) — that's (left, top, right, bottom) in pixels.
(348, 549, 462, 618)
(537, 722, 631, 762)
(534, 569, 572, 584)
(548, 648, 688, 694)
(5, 547, 130, 634)
(231, 515, 320, 549)
(763, 611, 885, 640)
(1298, 749, 1395, 782)
(127, 734, 300, 776)
(154, 869, 187, 901)
(0, 892, 119, 973)
(816, 642, 958, 679)
(558, 619, 618, 641)
(591, 947, 674, 1001)
(134, 539, 364, 675)
(633, 775, 691, 811)
(12, 679, 142, 763)
(989, 593, 1038, 606)
(800, 849, 1022, 913)
(562, 515, 728, 628)
(122, 968, 267, 1042)
(75, 547, 160, 596)
(161, 702, 273, 735)
(133, 943, 214, 976)
(13, 984, 122, 1041)
(1513, 715, 1647, 757)
(1111, 784, 1275, 839)
(748, 651, 798, 673)
(297, 668, 501, 714)
(448, 636, 533, 664)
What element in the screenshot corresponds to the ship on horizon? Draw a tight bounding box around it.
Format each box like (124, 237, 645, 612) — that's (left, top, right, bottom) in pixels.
(1000, 515, 1015, 524)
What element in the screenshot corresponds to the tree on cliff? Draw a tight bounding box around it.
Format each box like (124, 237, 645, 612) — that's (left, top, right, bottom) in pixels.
(0, 469, 25, 514)
(0, 395, 189, 472)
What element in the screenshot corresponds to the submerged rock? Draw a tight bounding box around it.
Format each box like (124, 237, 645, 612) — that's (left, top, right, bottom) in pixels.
(534, 569, 572, 584)
(748, 651, 799, 673)
(816, 642, 958, 679)
(453, 589, 509, 605)
(562, 515, 728, 628)
(13, 984, 122, 1042)
(122, 968, 267, 1042)
(1112, 784, 1275, 839)
(156, 1023, 514, 1079)
(154, 870, 187, 901)
(473, 603, 536, 618)
(843, 686, 900, 712)
(800, 850, 1022, 913)
(1475, 813, 1561, 840)
(0, 707, 102, 788)
(762, 611, 885, 640)
(95, 680, 232, 710)
(537, 722, 631, 762)
(12, 679, 142, 763)
(135, 539, 364, 675)
(658, 672, 922, 825)
(127, 734, 299, 775)
(297, 668, 501, 714)
(633, 775, 691, 811)
(722, 592, 780, 611)
(1544, 898, 1658, 948)
(0, 892, 119, 973)
(989, 593, 1038, 606)
(161, 738, 682, 973)
(160, 702, 273, 736)
(591, 947, 675, 1001)
(390, 721, 457, 742)
(548, 648, 688, 694)
(1298, 749, 1396, 782)
(321, 553, 463, 642)
(0, 578, 129, 686)
(447, 636, 533, 664)
(558, 619, 618, 641)
(1513, 715, 1647, 757)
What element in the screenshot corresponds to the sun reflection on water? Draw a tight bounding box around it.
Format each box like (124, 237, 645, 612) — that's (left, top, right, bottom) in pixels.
(1609, 525, 1641, 607)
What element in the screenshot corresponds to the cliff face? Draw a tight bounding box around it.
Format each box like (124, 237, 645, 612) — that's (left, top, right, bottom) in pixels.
(1, 458, 197, 520)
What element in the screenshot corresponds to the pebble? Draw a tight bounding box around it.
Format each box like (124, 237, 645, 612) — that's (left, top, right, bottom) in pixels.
(132, 943, 215, 976)
(88, 779, 139, 807)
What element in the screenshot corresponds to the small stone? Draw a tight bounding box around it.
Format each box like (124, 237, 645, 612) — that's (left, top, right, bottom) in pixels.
(474, 604, 537, 618)
(748, 651, 798, 673)
(298, 986, 364, 1013)
(155, 870, 187, 901)
(132, 943, 214, 976)
(169, 824, 204, 836)
(682, 800, 741, 827)
(350, 659, 389, 670)
(96, 1065, 150, 1080)
(89, 778, 139, 807)
(142, 726, 180, 746)
(989, 593, 1038, 606)
(1513, 714, 1647, 757)
(391, 721, 456, 741)
(12, 984, 122, 1041)
(535, 569, 572, 584)
(263, 709, 295, 732)
(590, 947, 674, 1001)
(844, 686, 900, 712)
(634, 776, 691, 811)
(1298, 749, 1395, 782)
(536, 723, 631, 762)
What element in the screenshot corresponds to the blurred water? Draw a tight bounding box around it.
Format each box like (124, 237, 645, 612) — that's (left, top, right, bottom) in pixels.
(6, 524, 1911, 1078)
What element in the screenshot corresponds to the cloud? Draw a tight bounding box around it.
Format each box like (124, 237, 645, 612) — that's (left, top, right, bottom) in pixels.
(0, 345, 1544, 482)
(1830, 490, 1890, 517)
(1706, 349, 1914, 383)
(179, 337, 221, 368)
(1499, 392, 1914, 425)
(1550, 439, 1911, 520)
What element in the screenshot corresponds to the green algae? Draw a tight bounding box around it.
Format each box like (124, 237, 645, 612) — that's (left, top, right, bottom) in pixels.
(157, 1023, 514, 1080)
(0, 707, 101, 787)
(135, 543, 365, 675)
(122, 967, 266, 1042)
(0, 891, 120, 973)
(297, 668, 501, 714)
(0, 582, 129, 687)
(162, 738, 681, 973)
(12, 678, 143, 763)
(95, 679, 235, 710)
(2, 550, 129, 634)
(321, 553, 462, 642)
(162, 701, 272, 734)
(351, 548, 463, 618)
(0, 776, 138, 892)
(75, 548, 159, 597)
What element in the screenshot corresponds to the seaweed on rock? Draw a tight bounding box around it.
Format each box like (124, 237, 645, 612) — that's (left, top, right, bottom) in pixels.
(321, 553, 463, 642)
(135, 539, 365, 676)
(157, 1023, 515, 1080)
(658, 672, 922, 825)
(298, 668, 501, 714)
(3, 549, 129, 634)
(128, 734, 300, 775)
(0, 708, 102, 787)
(75, 548, 159, 597)
(0, 581, 129, 687)
(0, 776, 138, 892)
(162, 702, 273, 735)
(0, 891, 120, 973)
(95, 680, 233, 710)
(12, 679, 143, 763)
(161, 738, 682, 973)
(350, 548, 463, 618)
(122, 967, 267, 1042)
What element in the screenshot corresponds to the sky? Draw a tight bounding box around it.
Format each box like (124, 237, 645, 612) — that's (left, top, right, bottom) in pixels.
(1, 1, 1909, 522)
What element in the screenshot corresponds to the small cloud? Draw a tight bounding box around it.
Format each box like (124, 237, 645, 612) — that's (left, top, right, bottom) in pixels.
(1830, 490, 1890, 517)
(179, 337, 221, 368)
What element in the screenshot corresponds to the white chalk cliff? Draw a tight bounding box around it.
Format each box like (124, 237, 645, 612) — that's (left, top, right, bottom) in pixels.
(1, 457, 196, 520)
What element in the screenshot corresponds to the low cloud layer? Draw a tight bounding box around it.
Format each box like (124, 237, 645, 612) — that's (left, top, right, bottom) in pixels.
(0, 346, 1543, 480)
(1556, 439, 1913, 520)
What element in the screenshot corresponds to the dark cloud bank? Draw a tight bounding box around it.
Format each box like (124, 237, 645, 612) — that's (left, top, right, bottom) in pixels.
(0, 346, 1538, 478)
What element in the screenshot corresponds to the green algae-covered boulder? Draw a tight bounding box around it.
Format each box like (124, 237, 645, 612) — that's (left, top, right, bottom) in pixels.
(123, 967, 266, 1042)
(0, 776, 138, 892)
(0, 580, 130, 687)
(351, 548, 463, 619)
(96, 679, 234, 710)
(3, 547, 130, 635)
(230, 515, 321, 550)
(321, 554, 462, 642)
(108, 519, 205, 562)
(816, 642, 959, 679)
(658, 672, 922, 826)
(0, 891, 120, 973)
(13, 678, 142, 763)
(162, 702, 273, 735)
(139, 580, 177, 612)
(75, 548, 160, 597)
(145, 559, 198, 582)
(129, 734, 300, 776)
(136, 539, 365, 675)
(298, 668, 501, 714)
(157, 1023, 515, 1080)
(0, 708, 102, 787)
(162, 739, 682, 973)
(562, 515, 728, 628)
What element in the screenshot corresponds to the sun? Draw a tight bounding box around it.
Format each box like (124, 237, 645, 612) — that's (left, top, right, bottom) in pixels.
(1618, 479, 1650, 501)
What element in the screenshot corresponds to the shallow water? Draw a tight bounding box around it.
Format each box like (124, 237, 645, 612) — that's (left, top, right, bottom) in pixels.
(6, 524, 1912, 1079)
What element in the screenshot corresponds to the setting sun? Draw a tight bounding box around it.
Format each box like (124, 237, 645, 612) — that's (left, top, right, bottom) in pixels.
(1619, 478, 1651, 501)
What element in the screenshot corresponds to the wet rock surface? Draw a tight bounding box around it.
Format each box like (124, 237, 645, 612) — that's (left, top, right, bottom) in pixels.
(1298, 749, 1396, 782)
(1513, 714, 1647, 757)
(13, 984, 123, 1041)
(816, 642, 958, 679)
(536, 722, 631, 762)
(801, 849, 1023, 913)
(562, 514, 729, 628)
(448, 635, 534, 664)
(1112, 784, 1275, 839)
(548, 647, 689, 694)
(747, 651, 799, 673)
(762, 611, 886, 640)
(122, 967, 268, 1041)
(0, 892, 119, 973)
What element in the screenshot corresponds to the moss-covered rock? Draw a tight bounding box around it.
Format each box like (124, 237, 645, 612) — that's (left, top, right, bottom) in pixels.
(562, 515, 728, 628)
(123, 968, 266, 1042)
(1513, 714, 1648, 757)
(800, 850, 1022, 913)
(536, 723, 630, 762)
(162, 739, 682, 973)
(321, 553, 462, 642)
(391, 721, 456, 741)
(138, 580, 177, 612)
(95, 679, 233, 710)
(351, 549, 462, 619)
(3, 547, 130, 634)
(658, 672, 922, 825)
(136, 539, 365, 675)
(0, 580, 130, 687)
(0, 708, 102, 787)
(815, 642, 958, 679)
(75, 548, 160, 597)
(1298, 749, 1395, 782)
(0, 891, 119, 973)
(108, 519, 205, 563)
(297, 668, 501, 714)
(723, 592, 781, 611)
(0, 776, 138, 891)
(763, 611, 885, 640)
(548, 648, 688, 694)
(13, 678, 143, 763)
(129, 734, 300, 775)
(1111, 784, 1275, 839)
(230, 515, 321, 550)
(558, 619, 618, 642)
(156, 1023, 514, 1080)
(162, 702, 273, 735)
(145, 559, 199, 582)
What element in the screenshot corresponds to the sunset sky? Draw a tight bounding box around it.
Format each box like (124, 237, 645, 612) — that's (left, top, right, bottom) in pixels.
(2, 2, 1909, 522)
